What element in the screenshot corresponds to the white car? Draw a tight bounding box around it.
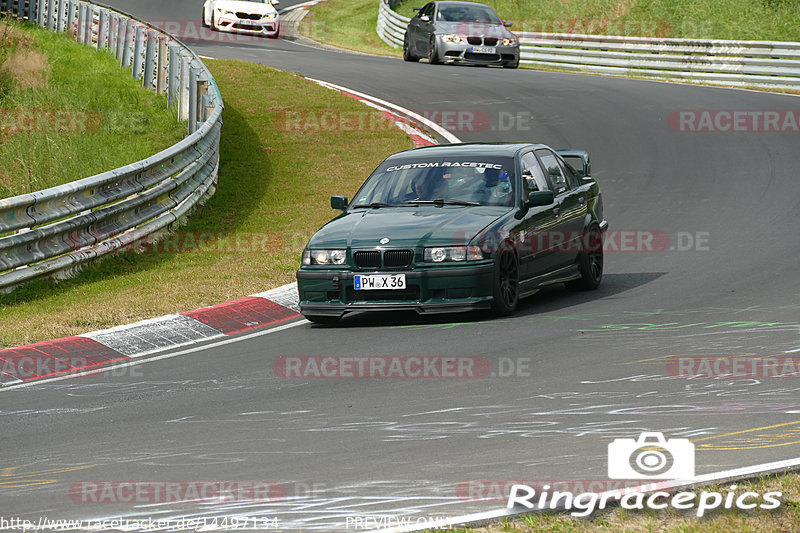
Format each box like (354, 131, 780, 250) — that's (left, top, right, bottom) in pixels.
(203, 0, 281, 38)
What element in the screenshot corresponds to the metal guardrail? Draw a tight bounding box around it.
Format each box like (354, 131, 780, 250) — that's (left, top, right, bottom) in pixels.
(0, 0, 223, 292)
(376, 0, 800, 90)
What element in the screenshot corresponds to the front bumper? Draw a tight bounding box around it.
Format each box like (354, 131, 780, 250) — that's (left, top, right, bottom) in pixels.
(437, 38, 519, 66)
(296, 262, 495, 317)
(215, 14, 279, 36)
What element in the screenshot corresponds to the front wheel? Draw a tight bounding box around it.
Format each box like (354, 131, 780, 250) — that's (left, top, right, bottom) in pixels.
(403, 34, 419, 62)
(492, 244, 519, 316)
(202, 9, 208, 27)
(210, 12, 219, 31)
(503, 59, 519, 69)
(428, 37, 441, 64)
(566, 226, 603, 291)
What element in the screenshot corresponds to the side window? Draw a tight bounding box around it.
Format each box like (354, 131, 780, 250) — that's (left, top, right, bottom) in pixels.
(423, 3, 435, 18)
(536, 149, 568, 195)
(558, 159, 581, 189)
(520, 152, 549, 195)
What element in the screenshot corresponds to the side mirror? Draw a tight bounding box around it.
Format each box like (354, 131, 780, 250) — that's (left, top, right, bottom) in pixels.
(528, 190, 554, 207)
(271, 0, 279, 4)
(413, 7, 421, 11)
(420, 14, 430, 22)
(503, 20, 513, 27)
(331, 196, 348, 210)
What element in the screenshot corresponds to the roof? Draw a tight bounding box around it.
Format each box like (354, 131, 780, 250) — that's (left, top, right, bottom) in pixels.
(386, 142, 545, 160)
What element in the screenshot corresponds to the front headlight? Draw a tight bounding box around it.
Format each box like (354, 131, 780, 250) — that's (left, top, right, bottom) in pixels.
(502, 37, 517, 46)
(441, 34, 464, 43)
(424, 246, 483, 263)
(303, 249, 347, 266)
(262, 13, 276, 19)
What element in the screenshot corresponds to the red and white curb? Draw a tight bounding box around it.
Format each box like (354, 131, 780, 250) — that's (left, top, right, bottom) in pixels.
(308, 78, 462, 146)
(0, 283, 300, 387)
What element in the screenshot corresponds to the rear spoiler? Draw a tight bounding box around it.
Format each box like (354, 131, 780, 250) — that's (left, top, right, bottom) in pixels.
(555, 149, 591, 178)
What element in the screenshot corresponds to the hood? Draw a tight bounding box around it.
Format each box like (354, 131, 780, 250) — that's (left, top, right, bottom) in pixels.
(434, 21, 514, 39)
(215, 0, 278, 15)
(308, 205, 509, 250)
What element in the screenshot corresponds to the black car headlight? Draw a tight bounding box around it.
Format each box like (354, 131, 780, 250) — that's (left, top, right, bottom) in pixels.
(424, 246, 483, 263)
(303, 249, 347, 266)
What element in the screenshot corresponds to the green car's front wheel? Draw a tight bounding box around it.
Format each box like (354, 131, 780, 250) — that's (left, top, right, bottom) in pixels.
(492, 245, 519, 316)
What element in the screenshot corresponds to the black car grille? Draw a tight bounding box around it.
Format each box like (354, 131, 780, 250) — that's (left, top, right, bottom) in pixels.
(353, 249, 414, 269)
(383, 250, 413, 268)
(353, 250, 381, 268)
(466, 36, 499, 46)
(346, 285, 420, 301)
(236, 12, 262, 19)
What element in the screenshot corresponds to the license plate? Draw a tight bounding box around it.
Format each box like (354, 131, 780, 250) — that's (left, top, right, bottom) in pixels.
(354, 274, 406, 290)
(471, 46, 496, 54)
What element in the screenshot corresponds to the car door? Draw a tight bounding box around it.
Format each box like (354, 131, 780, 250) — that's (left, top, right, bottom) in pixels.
(535, 149, 587, 270)
(516, 151, 560, 279)
(414, 3, 436, 55)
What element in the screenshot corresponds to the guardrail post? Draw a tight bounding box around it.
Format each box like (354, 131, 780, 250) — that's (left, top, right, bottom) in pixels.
(26, 0, 36, 21)
(156, 36, 167, 95)
(132, 25, 144, 79)
(36, 0, 45, 26)
(178, 53, 190, 121)
(118, 17, 129, 64)
(167, 43, 179, 108)
(75, 2, 85, 44)
(98, 8, 108, 51)
(56, 0, 66, 32)
(188, 66, 198, 133)
(86, 5, 95, 48)
(46, 0, 56, 30)
(143, 29, 156, 89)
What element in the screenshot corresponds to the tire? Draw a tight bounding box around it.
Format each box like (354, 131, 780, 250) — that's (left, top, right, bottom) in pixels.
(492, 244, 519, 316)
(428, 36, 441, 64)
(566, 226, 603, 291)
(211, 12, 219, 32)
(403, 34, 419, 62)
(503, 59, 519, 69)
(202, 9, 208, 27)
(304, 315, 342, 325)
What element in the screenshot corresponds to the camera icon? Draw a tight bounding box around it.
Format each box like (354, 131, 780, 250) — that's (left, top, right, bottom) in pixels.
(608, 432, 695, 479)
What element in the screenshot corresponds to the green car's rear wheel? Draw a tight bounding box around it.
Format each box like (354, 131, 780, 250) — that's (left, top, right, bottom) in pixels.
(566, 226, 603, 291)
(492, 244, 519, 316)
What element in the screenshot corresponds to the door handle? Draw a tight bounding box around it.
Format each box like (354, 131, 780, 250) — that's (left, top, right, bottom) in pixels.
(578, 196, 585, 205)
(553, 207, 560, 217)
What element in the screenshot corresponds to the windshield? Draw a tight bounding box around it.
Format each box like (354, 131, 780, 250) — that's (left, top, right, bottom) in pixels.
(351, 156, 516, 208)
(437, 5, 501, 24)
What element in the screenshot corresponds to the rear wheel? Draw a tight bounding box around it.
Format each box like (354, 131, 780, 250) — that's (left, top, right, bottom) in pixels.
(428, 37, 441, 64)
(304, 315, 342, 325)
(403, 34, 419, 62)
(492, 244, 519, 316)
(566, 226, 603, 291)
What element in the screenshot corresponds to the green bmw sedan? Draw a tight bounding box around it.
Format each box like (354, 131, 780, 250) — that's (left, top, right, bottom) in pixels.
(296, 143, 608, 324)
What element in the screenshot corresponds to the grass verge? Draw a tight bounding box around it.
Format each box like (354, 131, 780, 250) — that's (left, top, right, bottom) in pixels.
(0, 19, 184, 198)
(299, 0, 401, 56)
(438, 472, 800, 532)
(0, 57, 413, 348)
